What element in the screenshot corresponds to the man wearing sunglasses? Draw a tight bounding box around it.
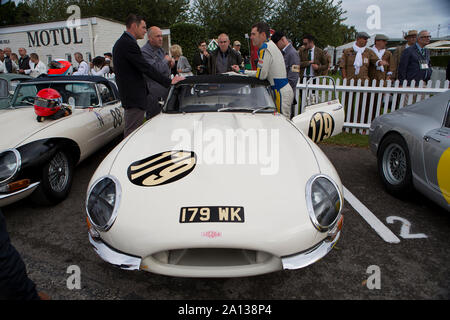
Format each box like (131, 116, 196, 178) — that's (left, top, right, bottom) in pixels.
(398, 30, 432, 85)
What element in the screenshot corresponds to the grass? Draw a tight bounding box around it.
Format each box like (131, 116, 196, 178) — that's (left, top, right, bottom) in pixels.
(320, 132, 370, 148)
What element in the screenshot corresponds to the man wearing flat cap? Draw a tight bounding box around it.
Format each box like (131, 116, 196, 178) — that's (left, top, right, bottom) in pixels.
(272, 30, 300, 118)
(369, 34, 394, 84)
(340, 32, 379, 82)
(271, 31, 300, 95)
(392, 30, 417, 80)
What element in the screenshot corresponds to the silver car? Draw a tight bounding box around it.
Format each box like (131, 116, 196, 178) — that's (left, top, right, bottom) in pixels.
(369, 90, 450, 212)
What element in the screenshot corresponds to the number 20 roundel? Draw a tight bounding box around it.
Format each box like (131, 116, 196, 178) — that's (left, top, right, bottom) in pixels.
(308, 112, 335, 143)
(128, 151, 197, 187)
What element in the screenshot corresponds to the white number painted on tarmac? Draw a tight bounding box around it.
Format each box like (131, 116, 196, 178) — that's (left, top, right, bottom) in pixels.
(386, 216, 428, 239)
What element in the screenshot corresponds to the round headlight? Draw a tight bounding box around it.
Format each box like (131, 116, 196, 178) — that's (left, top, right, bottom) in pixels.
(86, 175, 121, 232)
(306, 174, 343, 232)
(0, 149, 21, 185)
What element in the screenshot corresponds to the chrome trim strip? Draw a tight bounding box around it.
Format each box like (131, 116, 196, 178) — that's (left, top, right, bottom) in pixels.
(281, 231, 340, 270)
(0, 182, 40, 207)
(0, 181, 40, 199)
(88, 233, 141, 270)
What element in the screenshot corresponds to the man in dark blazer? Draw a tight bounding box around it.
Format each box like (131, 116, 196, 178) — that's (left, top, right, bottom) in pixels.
(113, 14, 183, 137)
(398, 30, 432, 85)
(192, 41, 209, 75)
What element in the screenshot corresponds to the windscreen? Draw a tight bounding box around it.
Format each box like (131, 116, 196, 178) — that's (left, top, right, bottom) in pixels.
(11, 82, 99, 108)
(164, 82, 276, 113)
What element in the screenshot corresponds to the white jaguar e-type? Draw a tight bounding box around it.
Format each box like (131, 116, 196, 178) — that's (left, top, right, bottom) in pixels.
(86, 75, 345, 277)
(0, 75, 124, 207)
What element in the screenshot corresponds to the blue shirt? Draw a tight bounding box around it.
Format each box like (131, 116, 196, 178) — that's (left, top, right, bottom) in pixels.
(415, 43, 426, 57)
(125, 31, 136, 42)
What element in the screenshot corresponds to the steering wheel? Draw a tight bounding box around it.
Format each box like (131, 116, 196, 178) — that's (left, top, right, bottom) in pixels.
(21, 96, 35, 105)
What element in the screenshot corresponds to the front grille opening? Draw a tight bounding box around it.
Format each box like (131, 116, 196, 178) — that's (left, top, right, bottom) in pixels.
(152, 249, 272, 267)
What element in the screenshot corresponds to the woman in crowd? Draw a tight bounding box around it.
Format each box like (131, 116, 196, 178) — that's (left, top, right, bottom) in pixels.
(90, 56, 110, 76)
(169, 44, 192, 76)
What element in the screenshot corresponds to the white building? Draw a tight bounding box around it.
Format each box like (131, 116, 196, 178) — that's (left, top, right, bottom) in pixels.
(0, 16, 171, 69)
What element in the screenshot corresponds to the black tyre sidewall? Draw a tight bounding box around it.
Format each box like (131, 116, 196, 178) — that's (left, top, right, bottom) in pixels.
(34, 149, 74, 205)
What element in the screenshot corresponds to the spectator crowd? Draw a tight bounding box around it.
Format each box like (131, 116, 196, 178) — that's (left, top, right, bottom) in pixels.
(0, 26, 436, 88)
(0, 47, 114, 78)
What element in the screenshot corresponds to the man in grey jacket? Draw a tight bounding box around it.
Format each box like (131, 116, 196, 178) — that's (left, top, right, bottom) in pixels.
(141, 26, 174, 119)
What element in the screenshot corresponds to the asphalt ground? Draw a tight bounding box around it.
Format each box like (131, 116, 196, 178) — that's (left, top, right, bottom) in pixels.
(1, 140, 449, 300)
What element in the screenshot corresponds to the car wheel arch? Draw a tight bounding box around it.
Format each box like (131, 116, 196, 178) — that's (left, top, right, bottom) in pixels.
(17, 137, 81, 168)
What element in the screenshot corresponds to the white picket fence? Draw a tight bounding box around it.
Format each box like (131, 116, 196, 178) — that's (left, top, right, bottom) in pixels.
(295, 78, 449, 134)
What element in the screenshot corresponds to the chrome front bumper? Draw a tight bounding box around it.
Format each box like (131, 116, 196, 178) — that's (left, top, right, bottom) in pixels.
(0, 182, 40, 207)
(281, 231, 341, 270)
(89, 228, 342, 276)
(88, 233, 141, 270)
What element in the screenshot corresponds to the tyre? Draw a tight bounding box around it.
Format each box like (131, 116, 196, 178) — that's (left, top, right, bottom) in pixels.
(377, 133, 413, 197)
(31, 149, 74, 205)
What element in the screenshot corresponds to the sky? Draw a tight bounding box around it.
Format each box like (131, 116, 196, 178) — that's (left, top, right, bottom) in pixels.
(335, 0, 450, 39)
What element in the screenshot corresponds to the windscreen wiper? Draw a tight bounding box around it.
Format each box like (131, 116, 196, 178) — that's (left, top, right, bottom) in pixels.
(217, 107, 255, 112)
(252, 106, 276, 114)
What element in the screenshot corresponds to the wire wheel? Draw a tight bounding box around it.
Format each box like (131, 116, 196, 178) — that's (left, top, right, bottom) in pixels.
(48, 151, 70, 193)
(382, 143, 407, 185)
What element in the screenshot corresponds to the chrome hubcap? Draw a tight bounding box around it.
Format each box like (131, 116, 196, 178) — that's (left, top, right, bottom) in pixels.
(382, 143, 407, 185)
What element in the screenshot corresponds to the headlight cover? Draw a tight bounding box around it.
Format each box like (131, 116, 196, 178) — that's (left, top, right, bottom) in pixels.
(306, 174, 343, 232)
(0, 149, 21, 185)
(86, 175, 121, 232)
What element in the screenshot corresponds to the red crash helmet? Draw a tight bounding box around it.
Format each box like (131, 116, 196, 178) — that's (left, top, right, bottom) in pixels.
(34, 88, 62, 117)
(47, 59, 73, 76)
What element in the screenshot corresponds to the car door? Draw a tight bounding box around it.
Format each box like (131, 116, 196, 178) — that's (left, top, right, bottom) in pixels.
(422, 101, 450, 203)
(95, 83, 123, 143)
(291, 99, 345, 143)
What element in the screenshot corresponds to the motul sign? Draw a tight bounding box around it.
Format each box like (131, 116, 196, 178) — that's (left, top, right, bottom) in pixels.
(27, 27, 83, 48)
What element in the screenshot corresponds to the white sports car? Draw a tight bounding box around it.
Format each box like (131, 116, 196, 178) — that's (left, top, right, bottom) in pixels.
(0, 75, 124, 207)
(86, 75, 345, 277)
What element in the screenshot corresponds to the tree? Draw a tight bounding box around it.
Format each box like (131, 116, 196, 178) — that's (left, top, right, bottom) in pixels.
(270, 0, 355, 48)
(6, 0, 189, 27)
(0, 1, 33, 26)
(170, 22, 207, 65)
(90, 0, 189, 27)
(190, 0, 276, 55)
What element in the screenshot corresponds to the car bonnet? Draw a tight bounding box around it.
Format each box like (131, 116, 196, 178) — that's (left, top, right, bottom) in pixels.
(0, 107, 64, 150)
(102, 112, 323, 256)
